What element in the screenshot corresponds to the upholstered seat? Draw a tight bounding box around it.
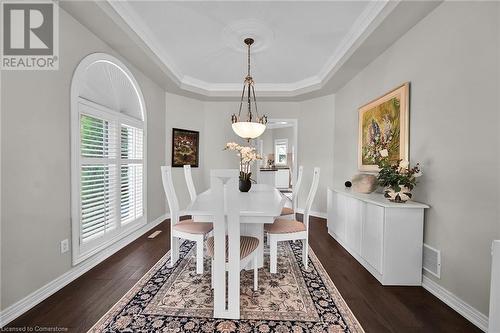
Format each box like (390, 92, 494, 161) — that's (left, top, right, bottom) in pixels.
(264, 218, 306, 234)
(163, 165, 213, 275)
(267, 168, 320, 273)
(281, 207, 294, 216)
(173, 219, 213, 234)
(206, 236, 259, 260)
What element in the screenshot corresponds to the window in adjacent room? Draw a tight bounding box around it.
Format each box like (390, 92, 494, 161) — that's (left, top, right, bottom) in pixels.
(274, 139, 288, 166)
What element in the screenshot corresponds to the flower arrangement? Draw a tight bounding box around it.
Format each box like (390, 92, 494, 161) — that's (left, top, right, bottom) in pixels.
(375, 148, 422, 203)
(224, 142, 262, 183)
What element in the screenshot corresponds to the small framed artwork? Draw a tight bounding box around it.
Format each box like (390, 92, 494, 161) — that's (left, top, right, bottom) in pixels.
(358, 82, 409, 172)
(171, 128, 199, 167)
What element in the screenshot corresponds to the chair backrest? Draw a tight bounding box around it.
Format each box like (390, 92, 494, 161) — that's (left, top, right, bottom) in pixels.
(303, 167, 320, 230)
(161, 166, 180, 223)
(183, 165, 197, 202)
(210, 169, 240, 318)
(292, 165, 304, 210)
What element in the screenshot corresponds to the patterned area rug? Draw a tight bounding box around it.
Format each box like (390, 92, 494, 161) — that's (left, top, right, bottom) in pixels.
(89, 241, 364, 332)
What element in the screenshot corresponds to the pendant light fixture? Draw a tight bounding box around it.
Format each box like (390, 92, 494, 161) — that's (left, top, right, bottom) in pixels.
(231, 38, 267, 140)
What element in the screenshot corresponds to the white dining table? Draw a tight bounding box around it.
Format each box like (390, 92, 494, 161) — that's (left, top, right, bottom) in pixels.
(186, 183, 286, 268)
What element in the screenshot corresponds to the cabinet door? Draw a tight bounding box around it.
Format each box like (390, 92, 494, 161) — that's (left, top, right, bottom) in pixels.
(327, 190, 334, 232)
(332, 193, 346, 240)
(258, 172, 275, 186)
(329, 192, 339, 235)
(275, 169, 289, 188)
(345, 198, 363, 254)
(361, 204, 384, 274)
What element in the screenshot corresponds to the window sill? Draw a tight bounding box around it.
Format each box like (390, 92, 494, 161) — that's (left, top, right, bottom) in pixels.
(72, 217, 147, 266)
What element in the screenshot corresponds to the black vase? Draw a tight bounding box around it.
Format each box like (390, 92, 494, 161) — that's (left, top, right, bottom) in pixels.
(239, 179, 252, 192)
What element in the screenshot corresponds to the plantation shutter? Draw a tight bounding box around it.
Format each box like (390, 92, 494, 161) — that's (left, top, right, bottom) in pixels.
(80, 114, 118, 242)
(120, 125, 144, 225)
(77, 103, 145, 247)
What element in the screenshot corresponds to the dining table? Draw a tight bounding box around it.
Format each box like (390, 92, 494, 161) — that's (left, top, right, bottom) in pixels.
(185, 182, 286, 319)
(186, 183, 287, 268)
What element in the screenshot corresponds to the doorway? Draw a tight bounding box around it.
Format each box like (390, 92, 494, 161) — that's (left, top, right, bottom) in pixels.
(256, 118, 298, 192)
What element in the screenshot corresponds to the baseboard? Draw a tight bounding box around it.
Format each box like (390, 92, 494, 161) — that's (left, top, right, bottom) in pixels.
(0, 213, 169, 327)
(422, 275, 488, 332)
(326, 226, 488, 331)
(295, 208, 327, 219)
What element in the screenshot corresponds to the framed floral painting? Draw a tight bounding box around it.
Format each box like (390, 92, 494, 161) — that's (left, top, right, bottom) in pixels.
(358, 83, 409, 172)
(172, 128, 199, 167)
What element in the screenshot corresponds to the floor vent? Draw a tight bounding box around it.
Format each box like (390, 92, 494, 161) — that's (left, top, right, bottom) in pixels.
(148, 230, 162, 239)
(423, 244, 441, 278)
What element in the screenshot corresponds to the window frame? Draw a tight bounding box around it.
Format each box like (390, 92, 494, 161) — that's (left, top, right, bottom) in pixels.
(71, 53, 147, 265)
(274, 138, 288, 166)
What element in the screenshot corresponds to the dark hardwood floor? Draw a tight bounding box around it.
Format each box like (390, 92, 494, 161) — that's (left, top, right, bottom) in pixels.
(7, 216, 481, 332)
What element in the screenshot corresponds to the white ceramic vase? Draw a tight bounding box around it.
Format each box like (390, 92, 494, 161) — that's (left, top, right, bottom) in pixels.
(384, 186, 412, 203)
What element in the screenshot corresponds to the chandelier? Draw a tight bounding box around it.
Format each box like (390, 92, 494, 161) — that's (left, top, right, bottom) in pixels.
(231, 38, 267, 140)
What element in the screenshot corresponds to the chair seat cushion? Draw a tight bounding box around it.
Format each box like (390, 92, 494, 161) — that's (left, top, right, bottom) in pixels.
(173, 219, 212, 234)
(281, 207, 295, 216)
(264, 219, 306, 234)
(206, 236, 259, 260)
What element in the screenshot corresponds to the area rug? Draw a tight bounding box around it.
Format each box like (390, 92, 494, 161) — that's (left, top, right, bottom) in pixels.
(89, 240, 364, 332)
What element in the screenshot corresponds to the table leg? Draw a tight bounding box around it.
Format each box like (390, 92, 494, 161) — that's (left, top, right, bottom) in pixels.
(170, 236, 179, 267)
(241, 224, 264, 269)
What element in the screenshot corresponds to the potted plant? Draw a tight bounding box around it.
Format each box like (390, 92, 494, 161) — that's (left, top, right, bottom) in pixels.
(224, 142, 262, 192)
(376, 149, 422, 203)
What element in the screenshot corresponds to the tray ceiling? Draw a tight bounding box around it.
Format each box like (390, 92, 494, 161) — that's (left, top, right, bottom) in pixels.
(109, 1, 387, 96)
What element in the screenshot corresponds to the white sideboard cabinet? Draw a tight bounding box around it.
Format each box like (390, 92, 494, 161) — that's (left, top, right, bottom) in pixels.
(327, 188, 429, 285)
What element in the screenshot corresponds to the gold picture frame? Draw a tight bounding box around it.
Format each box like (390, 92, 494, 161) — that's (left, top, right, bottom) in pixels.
(358, 83, 409, 172)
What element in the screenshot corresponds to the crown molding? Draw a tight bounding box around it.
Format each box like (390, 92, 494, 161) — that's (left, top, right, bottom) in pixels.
(105, 0, 398, 98)
(317, 0, 397, 85)
(179, 75, 323, 98)
(106, 1, 184, 87)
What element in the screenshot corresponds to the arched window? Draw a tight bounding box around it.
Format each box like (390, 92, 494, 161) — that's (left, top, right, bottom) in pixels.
(71, 53, 146, 265)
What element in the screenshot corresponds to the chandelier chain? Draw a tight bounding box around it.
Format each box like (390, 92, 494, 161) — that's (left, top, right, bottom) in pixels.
(247, 42, 251, 77)
(251, 84, 259, 118)
(238, 80, 245, 117)
(247, 75, 252, 121)
(231, 37, 266, 135)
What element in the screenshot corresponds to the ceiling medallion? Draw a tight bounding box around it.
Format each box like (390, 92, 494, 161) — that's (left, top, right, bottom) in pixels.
(221, 19, 274, 54)
(231, 38, 267, 141)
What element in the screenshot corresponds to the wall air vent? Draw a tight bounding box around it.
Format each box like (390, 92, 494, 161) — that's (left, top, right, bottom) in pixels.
(148, 230, 162, 239)
(423, 244, 441, 278)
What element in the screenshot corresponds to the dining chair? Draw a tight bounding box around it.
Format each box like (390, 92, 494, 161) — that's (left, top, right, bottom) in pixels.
(265, 167, 320, 273)
(206, 169, 260, 319)
(161, 166, 212, 274)
(183, 165, 197, 202)
(280, 165, 304, 220)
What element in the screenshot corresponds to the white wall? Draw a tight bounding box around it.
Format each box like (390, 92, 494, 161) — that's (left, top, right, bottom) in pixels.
(298, 95, 335, 214)
(333, 1, 500, 315)
(201, 101, 266, 189)
(165, 93, 205, 210)
(201, 101, 303, 188)
(1, 8, 167, 310)
(260, 129, 274, 158)
(166, 96, 335, 215)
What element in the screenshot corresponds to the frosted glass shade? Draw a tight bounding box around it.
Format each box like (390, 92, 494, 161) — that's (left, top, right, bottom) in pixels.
(232, 121, 266, 139)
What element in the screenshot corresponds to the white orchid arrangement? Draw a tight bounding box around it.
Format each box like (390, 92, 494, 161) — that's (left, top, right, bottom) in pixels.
(224, 142, 262, 181)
